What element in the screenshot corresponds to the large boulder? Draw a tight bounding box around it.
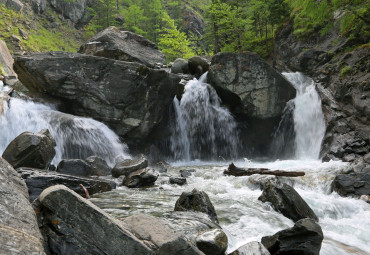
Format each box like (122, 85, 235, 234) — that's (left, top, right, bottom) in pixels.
(14, 52, 181, 150)
(195, 228, 228, 255)
(79, 26, 166, 68)
(258, 182, 318, 222)
(112, 154, 148, 178)
(85, 155, 111, 176)
(174, 188, 219, 223)
(0, 158, 46, 254)
(261, 218, 323, 255)
(2, 129, 56, 169)
(0, 39, 17, 79)
(122, 213, 203, 255)
(188, 56, 209, 77)
(34, 185, 154, 254)
(171, 58, 190, 74)
(123, 168, 158, 188)
(331, 173, 370, 198)
(18, 168, 115, 201)
(208, 52, 296, 119)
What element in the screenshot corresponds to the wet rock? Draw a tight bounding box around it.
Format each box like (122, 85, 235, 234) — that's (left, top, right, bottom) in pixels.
(0, 158, 46, 254)
(169, 176, 187, 185)
(196, 228, 228, 255)
(331, 173, 370, 198)
(188, 56, 209, 77)
(123, 168, 158, 188)
(261, 218, 323, 255)
(229, 241, 270, 255)
(79, 26, 166, 68)
(258, 182, 318, 222)
(180, 168, 196, 177)
(123, 213, 203, 255)
(34, 185, 153, 254)
(2, 129, 56, 169)
(171, 58, 190, 74)
(6, 0, 24, 12)
(18, 168, 115, 201)
(14, 52, 181, 151)
(56, 159, 93, 177)
(174, 188, 219, 223)
(152, 161, 168, 173)
(85, 155, 111, 176)
(112, 154, 148, 178)
(208, 52, 296, 119)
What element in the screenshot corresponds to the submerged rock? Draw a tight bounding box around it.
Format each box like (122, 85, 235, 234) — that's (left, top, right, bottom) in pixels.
(174, 188, 219, 223)
(196, 228, 228, 255)
(230, 241, 270, 255)
(79, 26, 166, 68)
(123, 168, 158, 188)
(2, 129, 56, 169)
(112, 154, 148, 178)
(258, 182, 318, 222)
(14, 52, 181, 151)
(123, 213, 203, 255)
(18, 168, 114, 201)
(0, 158, 46, 254)
(331, 173, 370, 198)
(169, 176, 187, 185)
(34, 185, 153, 255)
(261, 218, 323, 255)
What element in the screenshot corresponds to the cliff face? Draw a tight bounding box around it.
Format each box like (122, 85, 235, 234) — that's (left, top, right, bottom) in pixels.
(274, 22, 370, 162)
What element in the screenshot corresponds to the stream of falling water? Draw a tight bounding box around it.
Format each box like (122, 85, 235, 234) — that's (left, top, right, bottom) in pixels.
(0, 96, 130, 166)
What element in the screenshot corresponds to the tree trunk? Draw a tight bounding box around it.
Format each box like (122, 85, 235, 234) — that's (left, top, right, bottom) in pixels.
(224, 163, 305, 177)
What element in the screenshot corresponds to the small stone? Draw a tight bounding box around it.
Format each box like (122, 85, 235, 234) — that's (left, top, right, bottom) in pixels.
(169, 177, 187, 185)
(123, 168, 158, 188)
(11, 34, 21, 42)
(18, 28, 28, 40)
(196, 229, 228, 255)
(180, 169, 196, 177)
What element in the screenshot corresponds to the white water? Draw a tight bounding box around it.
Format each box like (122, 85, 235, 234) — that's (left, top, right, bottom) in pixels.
(170, 73, 239, 161)
(0, 97, 130, 166)
(91, 159, 370, 255)
(283, 72, 326, 159)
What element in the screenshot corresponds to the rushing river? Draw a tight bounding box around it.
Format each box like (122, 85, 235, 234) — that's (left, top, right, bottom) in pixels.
(91, 159, 370, 255)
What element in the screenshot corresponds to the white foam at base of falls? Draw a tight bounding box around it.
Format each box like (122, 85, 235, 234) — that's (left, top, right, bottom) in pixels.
(0, 97, 130, 166)
(91, 159, 370, 255)
(283, 72, 326, 160)
(170, 72, 239, 161)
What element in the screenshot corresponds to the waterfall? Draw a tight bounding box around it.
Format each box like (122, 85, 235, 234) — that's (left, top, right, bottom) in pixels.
(170, 72, 239, 161)
(282, 72, 326, 159)
(0, 97, 130, 166)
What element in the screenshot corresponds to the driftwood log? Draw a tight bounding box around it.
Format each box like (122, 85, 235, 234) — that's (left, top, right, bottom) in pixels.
(224, 163, 305, 177)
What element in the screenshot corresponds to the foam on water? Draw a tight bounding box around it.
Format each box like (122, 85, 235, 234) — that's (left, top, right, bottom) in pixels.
(0, 97, 130, 166)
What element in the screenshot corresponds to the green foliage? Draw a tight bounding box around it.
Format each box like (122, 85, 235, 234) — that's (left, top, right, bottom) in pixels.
(121, 5, 147, 35)
(340, 65, 352, 78)
(158, 12, 195, 62)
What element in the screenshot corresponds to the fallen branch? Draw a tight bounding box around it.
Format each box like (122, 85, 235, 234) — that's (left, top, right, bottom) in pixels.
(224, 163, 305, 177)
(79, 184, 90, 199)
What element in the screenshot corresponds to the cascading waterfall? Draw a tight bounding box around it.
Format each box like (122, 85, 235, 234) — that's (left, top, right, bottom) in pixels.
(0, 97, 130, 166)
(273, 72, 326, 160)
(170, 72, 239, 161)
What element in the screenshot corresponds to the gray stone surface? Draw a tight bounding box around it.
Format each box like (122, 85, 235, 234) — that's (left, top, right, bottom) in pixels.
(14, 52, 181, 150)
(258, 182, 318, 222)
(0, 157, 46, 254)
(18, 167, 114, 201)
(2, 129, 56, 169)
(123, 168, 158, 188)
(48, 0, 89, 25)
(230, 241, 270, 255)
(6, 0, 23, 11)
(171, 58, 190, 74)
(35, 185, 154, 255)
(175, 188, 219, 223)
(332, 173, 370, 198)
(112, 154, 148, 178)
(123, 213, 203, 255)
(196, 228, 228, 255)
(169, 176, 187, 185)
(85, 155, 111, 176)
(57, 159, 93, 176)
(79, 26, 166, 68)
(261, 218, 323, 255)
(188, 56, 209, 77)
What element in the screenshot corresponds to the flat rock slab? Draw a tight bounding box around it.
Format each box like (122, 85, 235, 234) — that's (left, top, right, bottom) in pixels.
(18, 168, 115, 201)
(112, 154, 148, 178)
(35, 185, 153, 255)
(0, 158, 46, 254)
